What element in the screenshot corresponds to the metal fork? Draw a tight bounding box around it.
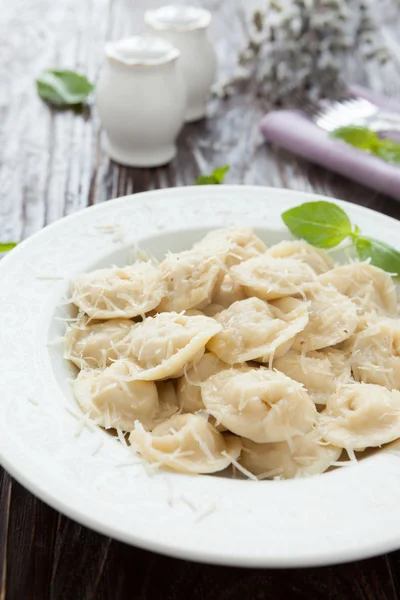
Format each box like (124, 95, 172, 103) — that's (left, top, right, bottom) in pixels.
(301, 96, 400, 133)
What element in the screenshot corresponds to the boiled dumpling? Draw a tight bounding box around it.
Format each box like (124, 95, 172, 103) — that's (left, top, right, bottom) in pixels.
(293, 284, 358, 351)
(153, 381, 180, 425)
(71, 262, 166, 319)
(230, 254, 318, 301)
(157, 249, 221, 312)
(348, 318, 400, 390)
(266, 240, 334, 274)
(127, 312, 222, 381)
(194, 226, 267, 267)
(207, 297, 308, 364)
(64, 318, 133, 370)
(240, 430, 341, 479)
(72, 360, 158, 431)
(201, 368, 317, 443)
(211, 273, 246, 308)
(202, 303, 225, 317)
(274, 348, 351, 404)
(129, 414, 241, 474)
(319, 262, 397, 316)
(320, 382, 400, 450)
(177, 352, 229, 413)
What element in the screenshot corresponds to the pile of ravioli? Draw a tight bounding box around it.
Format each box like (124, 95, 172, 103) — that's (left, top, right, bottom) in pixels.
(64, 227, 400, 480)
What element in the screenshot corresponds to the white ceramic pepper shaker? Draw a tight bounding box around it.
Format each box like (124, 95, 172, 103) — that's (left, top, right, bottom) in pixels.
(145, 5, 216, 122)
(96, 36, 186, 167)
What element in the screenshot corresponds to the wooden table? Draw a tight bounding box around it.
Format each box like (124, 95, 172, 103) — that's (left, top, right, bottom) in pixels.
(1, 0, 400, 598)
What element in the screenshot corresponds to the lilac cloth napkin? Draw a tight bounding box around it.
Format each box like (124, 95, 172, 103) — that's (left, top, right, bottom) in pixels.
(260, 85, 400, 201)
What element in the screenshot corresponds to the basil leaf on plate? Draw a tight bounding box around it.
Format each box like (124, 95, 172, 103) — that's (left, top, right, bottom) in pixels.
(36, 70, 94, 107)
(355, 236, 400, 277)
(281, 201, 353, 248)
(195, 165, 230, 185)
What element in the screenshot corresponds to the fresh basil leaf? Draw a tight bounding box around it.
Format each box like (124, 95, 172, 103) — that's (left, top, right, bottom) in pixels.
(36, 70, 94, 107)
(195, 165, 230, 185)
(0, 242, 18, 252)
(355, 236, 400, 277)
(281, 201, 352, 248)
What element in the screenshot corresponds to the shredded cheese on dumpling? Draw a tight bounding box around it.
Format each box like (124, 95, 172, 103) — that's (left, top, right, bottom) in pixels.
(265, 240, 334, 274)
(158, 249, 221, 312)
(201, 367, 317, 443)
(64, 318, 134, 370)
(193, 226, 267, 267)
(211, 273, 246, 308)
(320, 382, 400, 450)
(177, 352, 229, 414)
(72, 360, 159, 431)
(293, 283, 358, 351)
(65, 225, 400, 481)
(274, 348, 351, 405)
(347, 318, 400, 390)
(127, 312, 222, 380)
(129, 414, 241, 474)
(71, 261, 166, 319)
(230, 254, 318, 301)
(207, 297, 308, 364)
(319, 262, 397, 316)
(240, 429, 341, 479)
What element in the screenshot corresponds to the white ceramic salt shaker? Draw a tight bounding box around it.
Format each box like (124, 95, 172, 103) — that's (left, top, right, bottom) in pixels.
(145, 5, 217, 122)
(96, 36, 186, 167)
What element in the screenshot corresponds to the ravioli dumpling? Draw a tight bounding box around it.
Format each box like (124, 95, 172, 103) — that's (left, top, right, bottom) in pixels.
(194, 226, 267, 267)
(177, 352, 229, 413)
(201, 368, 317, 443)
(64, 318, 133, 370)
(230, 255, 317, 301)
(207, 297, 308, 364)
(128, 312, 222, 381)
(153, 381, 180, 425)
(293, 284, 358, 352)
(348, 318, 400, 390)
(274, 348, 351, 404)
(240, 430, 341, 479)
(320, 382, 400, 450)
(157, 249, 221, 312)
(319, 262, 397, 316)
(266, 240, 334, 274)
(71, 262, 166, 319)
(211, 273, 246, 308)
(72, 360, 158, 431)
(129, 414, 241, 474)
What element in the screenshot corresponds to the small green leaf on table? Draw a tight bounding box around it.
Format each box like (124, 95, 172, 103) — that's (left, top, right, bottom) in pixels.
(0, 242, 18, 252)
(195, 165, 230, 185)
(36, 70, 94, 108)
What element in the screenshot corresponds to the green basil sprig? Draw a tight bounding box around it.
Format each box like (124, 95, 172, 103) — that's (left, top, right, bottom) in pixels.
(282, 201, 400, 277)
(331, 126, 400, 165)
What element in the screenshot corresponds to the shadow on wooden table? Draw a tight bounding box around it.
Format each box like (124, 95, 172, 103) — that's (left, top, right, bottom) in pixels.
(1, 472, 399, 600)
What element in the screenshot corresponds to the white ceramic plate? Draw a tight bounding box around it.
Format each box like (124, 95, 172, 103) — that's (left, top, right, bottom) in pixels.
(1, 185, 400, 568)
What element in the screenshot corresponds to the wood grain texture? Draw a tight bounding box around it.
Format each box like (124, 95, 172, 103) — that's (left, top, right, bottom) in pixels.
(1, 0, 400, 598)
